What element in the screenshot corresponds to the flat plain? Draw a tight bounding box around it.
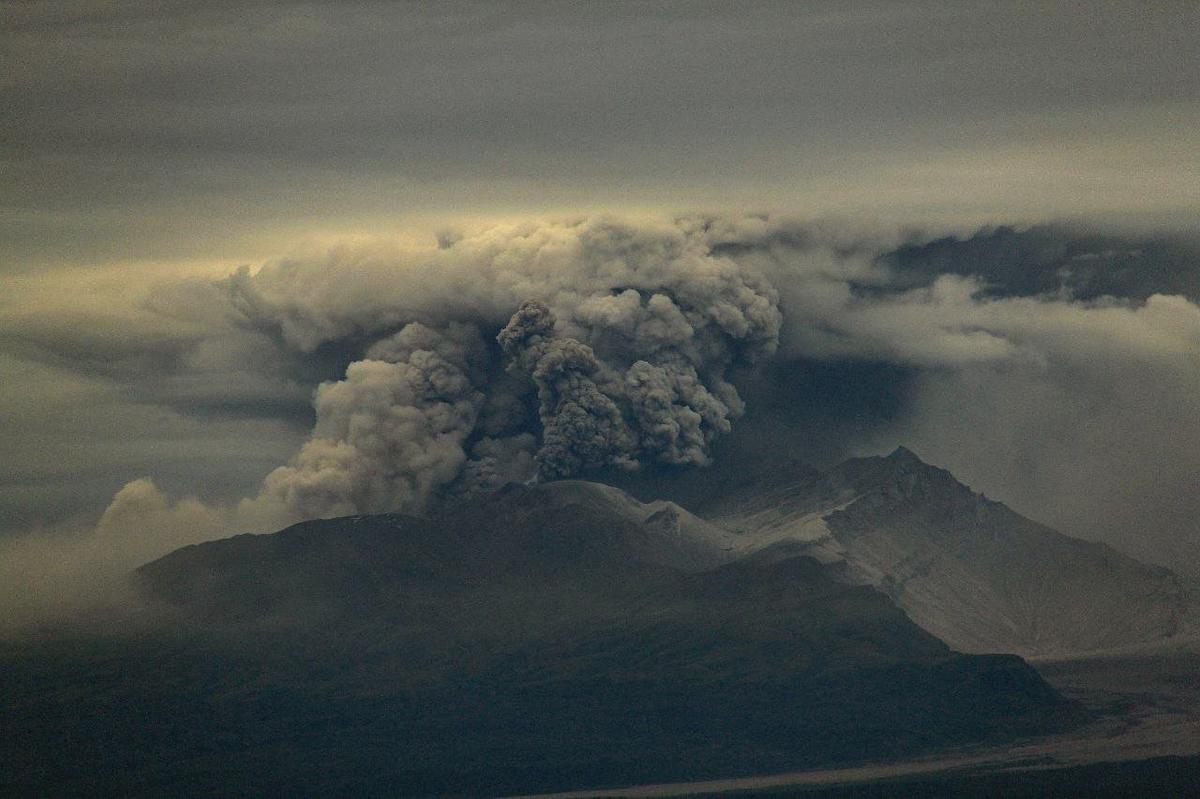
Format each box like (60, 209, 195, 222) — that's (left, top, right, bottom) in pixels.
(515, 640, 1200, 798)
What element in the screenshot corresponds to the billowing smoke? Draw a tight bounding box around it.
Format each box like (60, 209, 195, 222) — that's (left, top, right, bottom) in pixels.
(498, 301, 637, 478)
(257, 322, 490, 516)
(227, 218, 782, 518)
(496, 295, 772, 479)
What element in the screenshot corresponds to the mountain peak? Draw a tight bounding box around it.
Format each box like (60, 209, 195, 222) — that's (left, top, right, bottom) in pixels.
(827, 445, 970, 505)
(885, 445, 925, 466)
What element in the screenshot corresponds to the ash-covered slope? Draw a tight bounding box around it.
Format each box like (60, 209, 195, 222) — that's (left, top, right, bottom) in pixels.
(703, 447, 1200, 657)
(135, 480, 739, 626)
(0, 481, 1073, 797)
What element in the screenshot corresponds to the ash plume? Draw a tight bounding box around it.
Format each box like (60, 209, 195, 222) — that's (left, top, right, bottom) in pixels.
(257, 321, 489, 517)
(232, 218, 783, 518)
(498, 301, 637, 478)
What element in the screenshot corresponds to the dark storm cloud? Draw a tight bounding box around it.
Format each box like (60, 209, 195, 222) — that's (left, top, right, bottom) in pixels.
(883, 226, 1200, 302)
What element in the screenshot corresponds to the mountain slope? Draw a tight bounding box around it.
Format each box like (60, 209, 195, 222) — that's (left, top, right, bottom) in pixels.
(704, 447, 1199, 657)
(0, 481, 1076, 797)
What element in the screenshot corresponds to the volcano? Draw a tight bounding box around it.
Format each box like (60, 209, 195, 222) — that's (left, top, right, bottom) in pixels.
(4, 479, 1077, 797)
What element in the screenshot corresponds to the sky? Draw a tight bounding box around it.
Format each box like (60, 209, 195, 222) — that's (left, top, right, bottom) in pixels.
(2, 1, 1199, 619)
(5, 0, 1198, 270)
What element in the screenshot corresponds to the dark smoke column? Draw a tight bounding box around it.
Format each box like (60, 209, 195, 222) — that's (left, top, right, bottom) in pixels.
(498, 301, 636, 478)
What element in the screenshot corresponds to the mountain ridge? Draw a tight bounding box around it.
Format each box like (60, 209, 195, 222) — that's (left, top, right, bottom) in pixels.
(700, 446, 1200, 657)
(142, 448, 1200, 658)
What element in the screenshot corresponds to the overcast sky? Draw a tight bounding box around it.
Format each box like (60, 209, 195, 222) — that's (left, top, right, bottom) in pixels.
(2, 1, 1199, 615)
(4, 0, 1198, 269)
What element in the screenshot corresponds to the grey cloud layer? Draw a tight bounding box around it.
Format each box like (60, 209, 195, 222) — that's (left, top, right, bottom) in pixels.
(4, 1, 1198, 266)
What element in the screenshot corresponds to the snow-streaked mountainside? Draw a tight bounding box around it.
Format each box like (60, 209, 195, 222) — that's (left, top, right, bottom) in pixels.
(512, 481, 737, 573)
(148, 460, 1198, 659)
(118, 480, 1074, 795)
(688, 447, 1200, 657)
